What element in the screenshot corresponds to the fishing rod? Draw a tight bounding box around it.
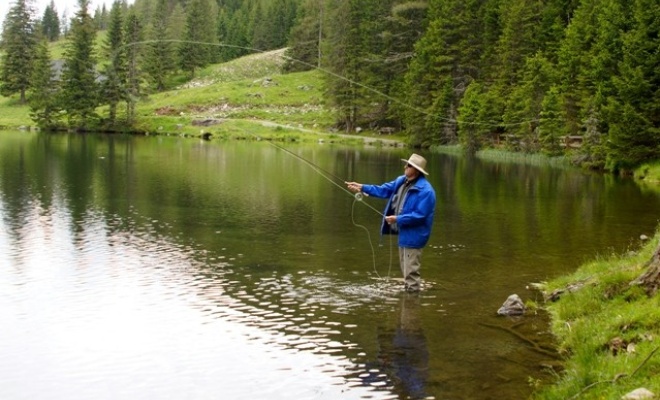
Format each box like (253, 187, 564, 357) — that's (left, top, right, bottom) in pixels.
(266, 140, 384, 217)
(265, 140, 393, 280)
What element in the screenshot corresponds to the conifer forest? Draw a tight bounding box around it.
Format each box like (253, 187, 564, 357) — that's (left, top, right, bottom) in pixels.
(2, 0, 660, 173)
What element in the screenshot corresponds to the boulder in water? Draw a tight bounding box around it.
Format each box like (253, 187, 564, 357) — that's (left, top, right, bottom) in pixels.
(497, 294, 526, 316)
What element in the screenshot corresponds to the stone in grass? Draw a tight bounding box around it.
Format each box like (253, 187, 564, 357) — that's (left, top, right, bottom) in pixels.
(621, 388, 655, 400)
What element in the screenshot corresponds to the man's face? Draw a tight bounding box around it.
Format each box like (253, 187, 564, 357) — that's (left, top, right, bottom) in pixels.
(404, 163, 419, 180)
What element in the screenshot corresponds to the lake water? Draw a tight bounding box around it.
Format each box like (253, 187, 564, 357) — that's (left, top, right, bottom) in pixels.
(1, 131, 659, 399)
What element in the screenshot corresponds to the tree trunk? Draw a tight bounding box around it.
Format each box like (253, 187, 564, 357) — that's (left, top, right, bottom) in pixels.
(632, 242, 660, 296)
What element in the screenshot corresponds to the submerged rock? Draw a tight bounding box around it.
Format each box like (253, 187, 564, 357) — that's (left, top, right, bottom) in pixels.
(497, 294, 526, 316)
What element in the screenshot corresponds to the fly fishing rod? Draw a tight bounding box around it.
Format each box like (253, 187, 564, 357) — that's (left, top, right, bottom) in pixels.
(266, 141, 384, 216)
(266, 140, 393, 280)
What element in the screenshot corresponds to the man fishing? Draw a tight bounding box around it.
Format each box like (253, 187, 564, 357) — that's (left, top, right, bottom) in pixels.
(346, 153, 436, 292)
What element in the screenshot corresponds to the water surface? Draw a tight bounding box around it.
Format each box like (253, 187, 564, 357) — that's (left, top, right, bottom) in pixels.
(1, 131, 659, 399)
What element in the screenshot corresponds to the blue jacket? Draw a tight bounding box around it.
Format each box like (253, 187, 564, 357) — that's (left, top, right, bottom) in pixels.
(362, 175, 436, 248)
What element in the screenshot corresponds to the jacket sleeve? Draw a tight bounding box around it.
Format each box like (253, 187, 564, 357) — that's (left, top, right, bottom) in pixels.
(361, 177, 403, 199)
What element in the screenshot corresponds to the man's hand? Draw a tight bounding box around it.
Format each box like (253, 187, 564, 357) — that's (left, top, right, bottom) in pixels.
(345, 182, 363, 193)
(385, 215, 397, 225)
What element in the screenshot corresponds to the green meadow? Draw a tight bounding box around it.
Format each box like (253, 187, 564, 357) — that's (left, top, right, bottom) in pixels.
(0, 45, 403, 145)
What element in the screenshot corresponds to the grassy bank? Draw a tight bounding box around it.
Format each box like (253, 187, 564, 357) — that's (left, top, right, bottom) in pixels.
(533, 232, 660, 399)
(0, 48, 405, 146)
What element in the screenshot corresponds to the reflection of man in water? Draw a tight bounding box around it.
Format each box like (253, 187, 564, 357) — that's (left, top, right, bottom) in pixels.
(376, 294, 429, 399)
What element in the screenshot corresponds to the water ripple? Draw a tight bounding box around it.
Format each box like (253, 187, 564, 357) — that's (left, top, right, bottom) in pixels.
(0, 207, 396, 400)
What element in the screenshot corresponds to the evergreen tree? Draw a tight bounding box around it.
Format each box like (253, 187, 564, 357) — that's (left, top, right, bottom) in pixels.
(250, 1, 271, 51)
(604, 0, 660, 171)
(572, 101, 607, 169)
(284, 0, 324, 72)
(502, 53, 557, 152)
(42, 1, 61, 41)
(218, 8, 250, 61)
(167, 3, 186, 41)
(457, 81, 487, 154)
(381, 1, 429, 130)
(144, 0, 176, 91)
(60, 0, 99, 128)
(124, 10, 144, 123)
(457, 81, 504, 154)
(323, 0, 391, 132)
(0, 0, 37, 104)
(101, 1, 127, 125)
(134, 0, 155, 28)
(267, 0, 298, 49)
(323, 0, 361, 132)
(178, 0, 216, 76)
(29, 37, 61, 128)
(495, 0, 543, 86)
(538, 86, 565, 156)
(384, 1, 428, 76)
(556, 0, 600, 136)
(402, 0, 490, 145)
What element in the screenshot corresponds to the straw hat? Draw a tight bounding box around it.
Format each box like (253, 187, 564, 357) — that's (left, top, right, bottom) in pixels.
(401, 153, 429, 176)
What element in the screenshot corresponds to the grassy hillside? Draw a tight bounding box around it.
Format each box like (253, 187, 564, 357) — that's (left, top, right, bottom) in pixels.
(0, 45, 403, 144)
(132, 49, 338, 140)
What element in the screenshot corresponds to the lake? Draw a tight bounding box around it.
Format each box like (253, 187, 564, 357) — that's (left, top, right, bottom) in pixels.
(1, 131, 659, 399)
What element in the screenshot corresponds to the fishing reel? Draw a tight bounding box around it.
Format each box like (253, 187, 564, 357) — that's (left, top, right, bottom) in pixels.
(354, 192, 367, 201)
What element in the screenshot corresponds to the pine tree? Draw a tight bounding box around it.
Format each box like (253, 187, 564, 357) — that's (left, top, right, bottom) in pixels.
(323, 0, 391, 132)
(61, 10, 70, 36)
(42, 1, 61, 41)
(178, 0, 216, 76)
(250, 1, 271, 51)
(60, 0, 99, 129)
(457, 82, 487, 154)
(124, 10, 144, 123)
(323, 0, 363, 132)
(402, 0, 490, 146)
(29, 37, 61, 128)
(0, 0, 37, 104)
(268, 0, 298, 49)
(605, 0, 660, 171)
(502, 53, 558, 152)
(495, 0, 543, 86)
(219, 8, 250, 61)
(284, 0, 324, 72)
(384, 1, 428, 77)
(538, 86, 565, 156)
(101, 1, 127, 125)
(144, 0, 176, 91)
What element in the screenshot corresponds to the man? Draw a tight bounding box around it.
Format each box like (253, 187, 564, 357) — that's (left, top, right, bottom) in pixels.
(346, 153, 436, 292)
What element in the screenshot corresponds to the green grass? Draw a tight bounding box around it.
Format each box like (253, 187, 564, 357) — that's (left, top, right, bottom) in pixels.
(476, 148, 571, 168)
(0, 47, 342, 141)
(533, 235, 660, 399)
(131, 50, 337, 140)
(0, 96, 32, 129)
